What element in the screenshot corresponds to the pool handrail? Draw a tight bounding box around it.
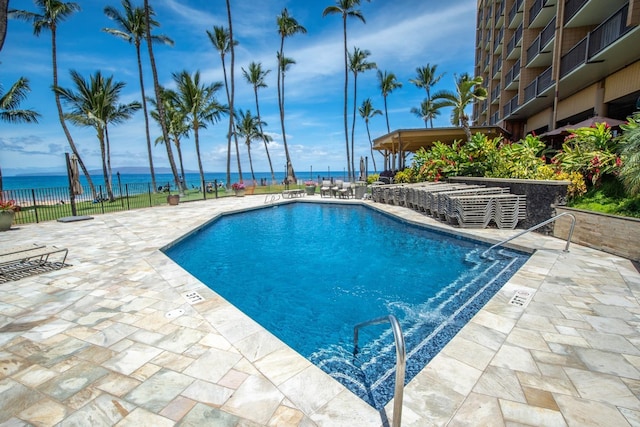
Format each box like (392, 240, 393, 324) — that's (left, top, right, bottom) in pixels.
(353, 315, 405, 427)
(481, 212, 576, 258)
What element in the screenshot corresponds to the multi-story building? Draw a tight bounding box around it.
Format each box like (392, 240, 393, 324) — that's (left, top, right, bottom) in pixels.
(474, 0, 640, 141)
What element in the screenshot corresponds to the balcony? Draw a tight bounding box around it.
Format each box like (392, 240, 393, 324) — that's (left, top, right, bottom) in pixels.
(506, 23, 523, 59)
(495, 1, 505, 27)
(490, 110, 500, 125)
(560, 4, 635, 80)
(504, 59, 521, 90)
(564, 0, 588, 25)
(491, 84, 501, 103)
(588, 4, 633, 58)
(492, 56, 503, 79)
(508, 0, 524, 28)
(503, 94, 519, 117)
(493, 27, 504, 54)
(523, 66, 554, 103)
(526, 17, 556, 66)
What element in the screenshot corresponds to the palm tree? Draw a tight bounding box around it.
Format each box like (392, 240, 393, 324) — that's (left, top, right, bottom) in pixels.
(432, 73, 487, 141)
(207, 25, 240, 187)
(148, 88, 189, 187)
(242, 62, 275, 183)
(276, 8, 306, 184)
(0, 77, 40, 191)
(411, 99, 445, 128)
(377, 69, 402, 170)
(11, 0, 98, 198)
(323, 0, 368, 182)
(103, 0, 174, 194)
(235, 109, 270, 185)
(172, 70, 227, 192)
(348, 46, 376, 180)
(54, 70, 141, 202)
(409, 64, 444, 128)
(358, 98, 381, 173)
(142, 0, 179, 191)
(224, 0, 236, 188)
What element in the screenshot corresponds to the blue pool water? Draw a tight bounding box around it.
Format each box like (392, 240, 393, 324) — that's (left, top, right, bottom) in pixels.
(164, 203, 529, 409)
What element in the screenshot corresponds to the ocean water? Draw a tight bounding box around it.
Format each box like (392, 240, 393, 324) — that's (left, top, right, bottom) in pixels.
(2, 171, 338, 191)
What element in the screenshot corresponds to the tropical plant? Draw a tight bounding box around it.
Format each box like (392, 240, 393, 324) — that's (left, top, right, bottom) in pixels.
(208, 25, 240, 187)
(410, 99, 445, 128)
(348, 46, 376, 180)
(54, 70, 141, 202)
(409, 64, 444, 128)
(103, 0, 174, 193)
(377, 69, 402, 170)
(231, 182, 245, 190)
(323, 0, 368, 181)
(618, 113, 640, 196)
(10, 0, 98, 198)
(0, 77, 40, 191)
(242, 62, 275, 183)
(235, 109, 269, 184)
(432, 73, 487, 141)
(276, 8, 306, 183)
(172, 70, 227, 192)
(552, 122, 620, 186)
(0, 199, 17, 212)
(358, 98, 382, 172)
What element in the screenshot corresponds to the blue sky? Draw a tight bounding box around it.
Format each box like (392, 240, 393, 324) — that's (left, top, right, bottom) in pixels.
(1, 0, 476, 176)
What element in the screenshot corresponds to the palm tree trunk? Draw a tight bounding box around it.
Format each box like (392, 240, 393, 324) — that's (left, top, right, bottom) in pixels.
(234, 123, 243, 182)
(0, 0, 8, 52)
(220, 54, 233, 188)
(350, 72, 358, 181)
(278, 40, 295, 182)
(98, 130, 113, 202)
(174, 139, 187, 192)
(365, 121, 377, 172)
(225, 0, 237, 187)
(194, 124, 206, 189)
(254, 87, 275, 182)
(246, 139, 256, 184)
(104, 125, 115, 201)
(143, 0, 180, 192)
(342, 17, 351, 181)
(51, 26, 97, 199)
(135, 42, 157, 192)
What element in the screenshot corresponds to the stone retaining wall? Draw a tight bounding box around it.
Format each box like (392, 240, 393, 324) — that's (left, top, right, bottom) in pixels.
(554, 206, 640, 262)
(448, 177, 570, 231)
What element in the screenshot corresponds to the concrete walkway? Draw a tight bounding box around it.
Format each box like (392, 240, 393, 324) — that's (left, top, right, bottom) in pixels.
(0, 196, 638, 426)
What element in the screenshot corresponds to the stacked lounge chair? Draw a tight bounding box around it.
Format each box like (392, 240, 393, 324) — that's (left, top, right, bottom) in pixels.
(0, 244, 69, 283)
(370, 181, 527, 229)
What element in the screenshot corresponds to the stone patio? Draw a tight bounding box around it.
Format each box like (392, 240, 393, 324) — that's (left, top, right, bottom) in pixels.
(0, 196, 639, 426)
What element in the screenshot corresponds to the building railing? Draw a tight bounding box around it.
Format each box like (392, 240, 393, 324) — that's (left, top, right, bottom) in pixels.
(523, 66, 554, 103)
(588, 4, 631, 58)
(506, 23, 523, 56)
(503, 93, 519, 117)
(564, 0, 588, 25)
(505, 59, 521, 87)
(528, 0, 544, 26)
(490, 110, 500, 125)
(492, 56, 503, 78)
(526, 17, 556, 65)
(491, 84, 501, 102)
(559, 36, 587, 77)
(508, 0, 524, 25)
(495, 0, 505, 22)
(494, 27, 504, 51)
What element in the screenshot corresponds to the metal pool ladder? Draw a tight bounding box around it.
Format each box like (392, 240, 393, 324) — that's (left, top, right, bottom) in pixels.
(354, 315, 406, 427)
(481, 212, 576, 258)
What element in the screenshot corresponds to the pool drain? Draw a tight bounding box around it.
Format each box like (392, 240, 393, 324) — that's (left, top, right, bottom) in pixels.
(509, 289, 534, 307)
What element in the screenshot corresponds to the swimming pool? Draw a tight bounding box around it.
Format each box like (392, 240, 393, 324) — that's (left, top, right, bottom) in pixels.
(164, 203, 529, 409)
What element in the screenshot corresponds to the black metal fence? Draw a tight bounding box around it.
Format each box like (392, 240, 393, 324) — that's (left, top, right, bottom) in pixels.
(2, 181, 225, 225)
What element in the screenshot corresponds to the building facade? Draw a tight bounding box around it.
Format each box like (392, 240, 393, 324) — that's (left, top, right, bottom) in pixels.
(474, 0, 640, 140)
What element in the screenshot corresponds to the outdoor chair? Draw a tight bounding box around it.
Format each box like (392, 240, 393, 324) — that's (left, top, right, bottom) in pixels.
(338, 182, 353, 198)
(320, 180, 332, 197)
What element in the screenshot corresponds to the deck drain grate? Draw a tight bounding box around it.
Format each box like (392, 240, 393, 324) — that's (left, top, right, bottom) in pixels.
(182, 291, 205, 305)
(509, 289, 534, 307)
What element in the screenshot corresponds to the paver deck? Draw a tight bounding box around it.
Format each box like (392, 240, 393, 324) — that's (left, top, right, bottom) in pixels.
(0, 196, 639, 426)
